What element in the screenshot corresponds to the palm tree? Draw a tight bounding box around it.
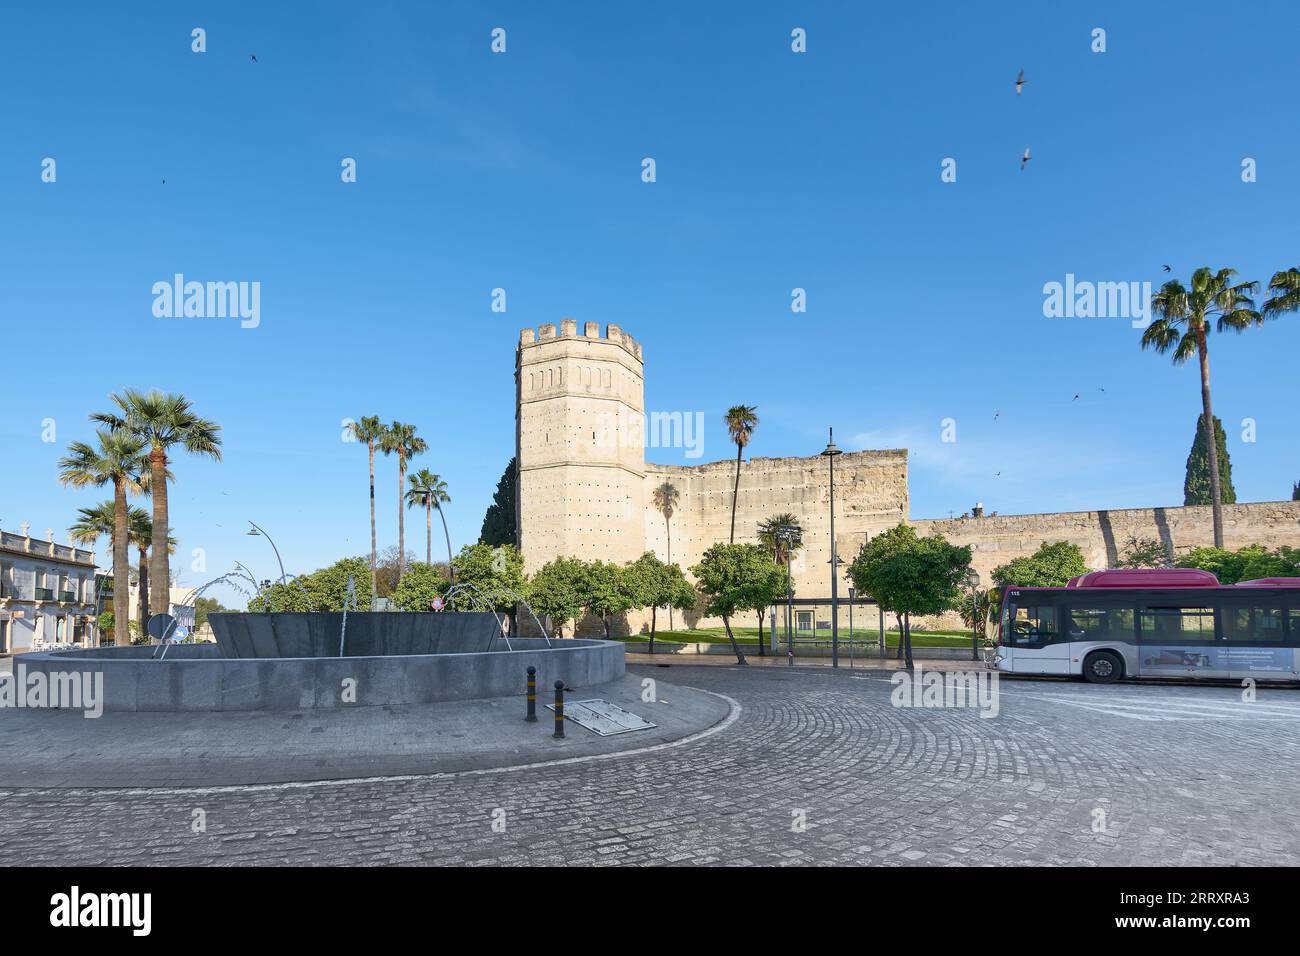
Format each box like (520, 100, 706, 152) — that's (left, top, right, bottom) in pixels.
(724, 405, 759, 543)
(1143, 268, 1259, 548)
(128, 510, 176, 630)
(70, 502, 150, 627)
(406, 469, 453, 581)
(347, 416, 388, 603)
(757, 513, 803, 564)
(1262, 266, 1300, 319)
(651, 481, 679, 628)
(58, 430, 147, 643)
(93, 390, 222, 617)
(381, 422, 427, 584)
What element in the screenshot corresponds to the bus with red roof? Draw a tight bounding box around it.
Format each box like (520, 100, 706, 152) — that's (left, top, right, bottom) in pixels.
(993, 568, 1300, 683)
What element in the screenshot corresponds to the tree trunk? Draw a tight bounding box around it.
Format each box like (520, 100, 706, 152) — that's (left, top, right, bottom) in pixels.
(602, 614, 610, 639)
(895, 613, 905, 661)
(722, 614, 747, 665)
(368, 440, 378, 605)
(397, 450, 406, 584)
(148, 446, 169, 618)
(112, 478, 130, 645)
(438, 503, 456, 584)
(729, 444, 742, 543)
(649, 605, 657, 655)
(425, 502, 432, 565)
(903, 612, 914, 670)
(757, 609, 765, 655)
(1197, 331, 1225, 548)
(137, 547, 149, 631)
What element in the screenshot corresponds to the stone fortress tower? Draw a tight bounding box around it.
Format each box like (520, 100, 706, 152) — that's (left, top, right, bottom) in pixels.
(517, 319, 1300, 636)
(516, 320, 648, 573)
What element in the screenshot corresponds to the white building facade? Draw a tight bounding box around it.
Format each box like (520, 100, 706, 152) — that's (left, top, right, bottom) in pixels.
(0, 524, 100, 653)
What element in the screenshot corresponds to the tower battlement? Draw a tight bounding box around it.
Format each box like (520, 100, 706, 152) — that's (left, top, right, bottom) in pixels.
(519, 320, 642, 360)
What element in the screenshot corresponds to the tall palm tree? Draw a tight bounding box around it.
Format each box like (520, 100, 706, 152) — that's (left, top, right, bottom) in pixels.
(406, 469, 453, 580)
(651, 481, 679, 629)
(58, 430, 147, 643)
(724, 405, 759, 543)
(93, 390, 222, 616)
(381, 422, 427, 584)
(1262, 267, 1300, 319)
(347, 416, 388, 603)
(1143, 268, 1259, 548)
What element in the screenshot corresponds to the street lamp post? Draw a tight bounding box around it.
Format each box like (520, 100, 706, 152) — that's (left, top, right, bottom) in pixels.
(776, 524, 799, 667)
(247, 521, 287, 587)
(965, 568, 982, 662)
(821, 428, 843, 669)
(848, 586, 855, 669)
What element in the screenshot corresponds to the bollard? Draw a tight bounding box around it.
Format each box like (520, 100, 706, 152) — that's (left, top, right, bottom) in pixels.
(553, 680, 566, 738)
(525, 666, 538, 722)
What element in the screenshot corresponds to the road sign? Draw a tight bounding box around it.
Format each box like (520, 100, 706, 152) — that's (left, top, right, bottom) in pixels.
(431, 596, 445, 611)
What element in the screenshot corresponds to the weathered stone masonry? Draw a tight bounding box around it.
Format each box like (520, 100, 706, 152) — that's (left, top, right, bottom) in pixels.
(516, 322, 1300, 635)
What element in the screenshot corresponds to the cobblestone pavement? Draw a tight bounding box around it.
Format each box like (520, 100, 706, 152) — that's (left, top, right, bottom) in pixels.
(2, 664, 1299, 866)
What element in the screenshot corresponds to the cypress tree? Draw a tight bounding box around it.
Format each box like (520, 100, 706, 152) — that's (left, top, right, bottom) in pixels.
(479, 457, 518, 546)
(1184, 414, 1235, 506)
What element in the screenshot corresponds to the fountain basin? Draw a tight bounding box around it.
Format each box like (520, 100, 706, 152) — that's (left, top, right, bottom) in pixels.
(208, 611, 505, 658)
(17, 636, 625, 712)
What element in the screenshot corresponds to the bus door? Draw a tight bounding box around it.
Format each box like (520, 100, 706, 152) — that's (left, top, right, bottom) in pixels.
(1136, 603, 1224, 679)
(1219, 600, 1295, 681)
(1004, 598, 1069, 674)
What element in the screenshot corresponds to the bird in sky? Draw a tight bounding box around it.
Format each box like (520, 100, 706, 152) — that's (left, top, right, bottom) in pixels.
(1015, 69, 1025, 95)
(994, 410, 1001, 420)
(250, 53, 258, 63)
(1072, 393, 1080, 401)
(1020, 148, 1031, 171)
(1163, 264, 1172, 272)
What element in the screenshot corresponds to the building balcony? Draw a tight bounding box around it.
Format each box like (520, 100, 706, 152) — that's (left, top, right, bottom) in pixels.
(34, 587, 55, 602)
(59, 591, 76, 603)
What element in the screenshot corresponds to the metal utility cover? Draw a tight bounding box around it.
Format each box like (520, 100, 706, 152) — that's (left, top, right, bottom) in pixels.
(546, 699, 657, 736)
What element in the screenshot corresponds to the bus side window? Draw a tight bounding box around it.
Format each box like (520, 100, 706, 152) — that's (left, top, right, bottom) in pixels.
(1065, 607, 1136, 641)
(1010, 604, 1059, 646)
(1222, 604, 1284, 642)
(1065, 608, 1108, 639)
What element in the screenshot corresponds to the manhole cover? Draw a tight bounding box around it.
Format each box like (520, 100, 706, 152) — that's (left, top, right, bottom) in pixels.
(546, 699, 657, 736)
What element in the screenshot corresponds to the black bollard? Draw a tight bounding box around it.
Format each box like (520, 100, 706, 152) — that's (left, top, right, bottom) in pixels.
(525, 666, 538, 722)
(553, 680, 565, 738)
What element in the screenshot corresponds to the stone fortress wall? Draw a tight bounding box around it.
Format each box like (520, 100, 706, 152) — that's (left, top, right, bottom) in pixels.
(516, 321, 1300, 637)
(914, 500, 1300, 587)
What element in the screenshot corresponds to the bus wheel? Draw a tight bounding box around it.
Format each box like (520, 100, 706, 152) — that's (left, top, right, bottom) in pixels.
(1083, 650, 1122, 684)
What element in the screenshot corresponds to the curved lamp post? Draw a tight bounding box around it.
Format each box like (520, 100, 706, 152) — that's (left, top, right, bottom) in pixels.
(247, 521, 287, 587)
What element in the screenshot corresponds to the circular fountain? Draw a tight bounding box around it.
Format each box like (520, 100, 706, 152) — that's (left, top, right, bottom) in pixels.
(20, 608, 623, 713)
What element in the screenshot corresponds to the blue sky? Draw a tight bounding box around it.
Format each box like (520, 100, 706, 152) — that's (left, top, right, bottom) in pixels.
(3, 1, 1298, 602)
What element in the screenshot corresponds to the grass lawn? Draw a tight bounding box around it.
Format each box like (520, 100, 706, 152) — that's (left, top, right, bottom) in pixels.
(619, 627, 978, 648)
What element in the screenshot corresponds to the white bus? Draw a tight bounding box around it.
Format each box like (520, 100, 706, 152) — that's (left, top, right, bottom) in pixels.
(993, 568, 1300, 684)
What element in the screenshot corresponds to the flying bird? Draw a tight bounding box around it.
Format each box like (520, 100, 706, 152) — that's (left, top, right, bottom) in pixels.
(1163, 264, 1172, 272)
(250, 53, 258, 63)
(1072, 393, 1080, 401)
(993, 410, 1002, 420)
(1020, 148, 1031, 171)
(1015, 69, 1025, 95)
